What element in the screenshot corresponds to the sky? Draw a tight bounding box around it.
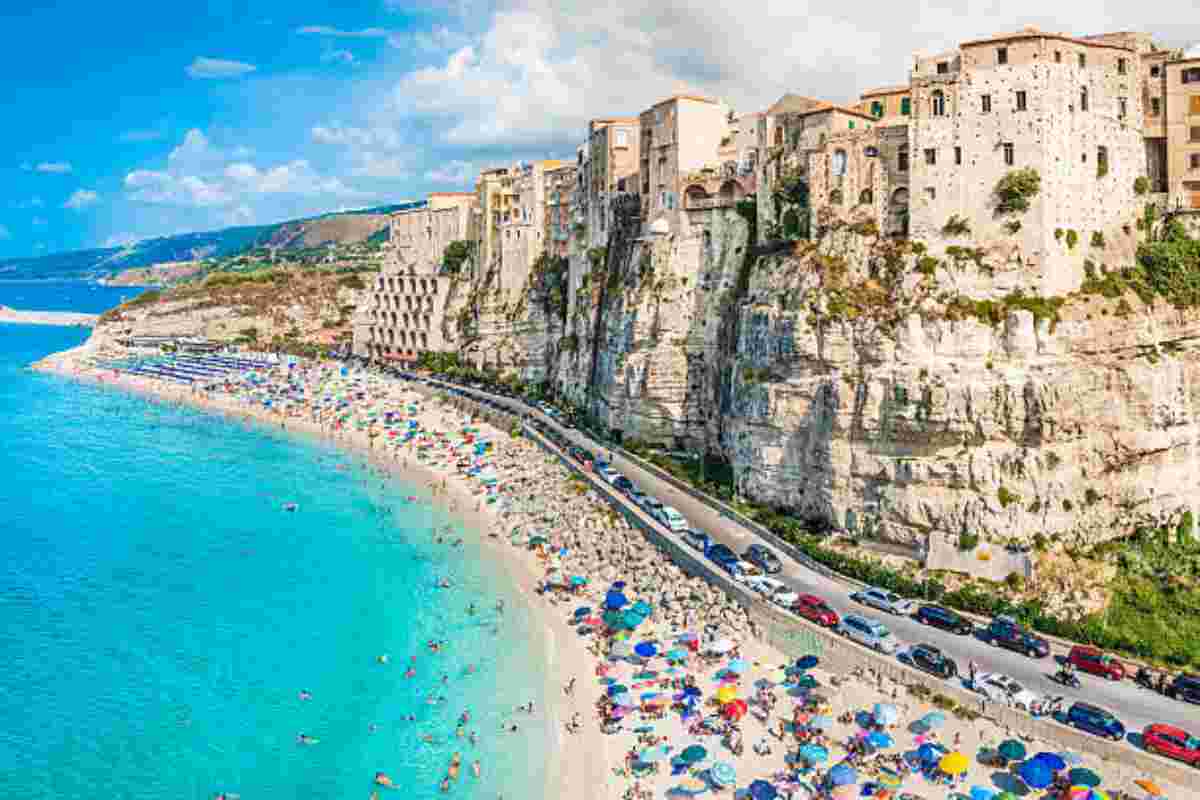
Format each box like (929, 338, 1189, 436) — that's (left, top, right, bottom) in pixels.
(1, 0, 1196, 259)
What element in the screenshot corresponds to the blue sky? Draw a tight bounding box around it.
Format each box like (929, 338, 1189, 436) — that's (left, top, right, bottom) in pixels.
(1, 0, 1193, 259)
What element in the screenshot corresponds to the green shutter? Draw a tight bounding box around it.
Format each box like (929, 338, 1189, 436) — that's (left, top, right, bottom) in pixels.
(849, 120, 855, 129)
(871, 101, 883, 117)
(901, 97, 911, 116)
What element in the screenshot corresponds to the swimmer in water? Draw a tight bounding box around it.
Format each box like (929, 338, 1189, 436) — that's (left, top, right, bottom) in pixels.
(298, 690, 313, 701)
(405, 667, 416, 678)
(377, 654, 389, 664)
(296, 733, 318, 745)
(471, 760, 481, 778)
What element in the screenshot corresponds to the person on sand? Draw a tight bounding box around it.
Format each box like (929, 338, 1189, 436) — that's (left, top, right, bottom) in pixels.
(471, 760, 481, 778)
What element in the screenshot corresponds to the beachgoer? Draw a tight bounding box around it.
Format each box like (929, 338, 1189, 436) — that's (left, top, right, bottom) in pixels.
(298, 690, 312, 701)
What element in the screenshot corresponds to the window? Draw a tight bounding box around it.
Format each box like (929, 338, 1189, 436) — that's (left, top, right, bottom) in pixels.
(1003, 142, 1014, 166)
(932, 90, 946, 116)
(1080, 87, 1089, 112)
(614, 130, 628, 148)
(1118, 97, 1127, 118)
(898, 145, 909, 173)
(1079, 53, 1087, 68)
(1151, 65, 1161, 77)
(925, 187, 936, 201)
(1191, 154, 1200, 170)
(1184, 68, 1200, 84)
(832, 149, 847, 176)
(1098, 146, 1108, 174)
(1151, 97, 1161, 116)
(954, 146, 962, 165)
(981, 94, 992, 113)
(1016, 91, 1027, 111)
(1054, 51, 1062, 64)
(871, 100, 884, 117)
(1192, 127, 1200, 143)
(997, 47, 1008, 65)
(1118, 58, 1127, 75)
(900, 97, 911, 116)
(1191, 95, 1200, 114)
(924, 148, 937, 165)
(937, 61, 949, 74)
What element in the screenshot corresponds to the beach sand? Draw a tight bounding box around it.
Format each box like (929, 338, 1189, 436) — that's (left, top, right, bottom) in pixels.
(33, 346, 1187, 800)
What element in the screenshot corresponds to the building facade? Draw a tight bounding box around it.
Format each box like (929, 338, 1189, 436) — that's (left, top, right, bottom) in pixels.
(639, 95, 732, 229)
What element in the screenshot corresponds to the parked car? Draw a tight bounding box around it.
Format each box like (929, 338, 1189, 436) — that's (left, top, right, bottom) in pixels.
(1066, 702, 1126, 741)
(983, 615, 1050, 658)
(905, 643, 959, 679)
(639, 495, 665, 518)
(597, 466, 620, 484)
(612, 476, 633, 493)
(732, 561, 764, 582)
(851, 586, 916, 616)
(1142, 723, 1200, 766)
(658, 506, 688, 532)
(792, 594, 840, 628)
(837, 614, 897, 654)
(747, 576, 788, 598)
(915, 604, 974, 635)
(969, 672, 1038, 711)
(1166, 673, 1200, 704)
(1067, 645, 1126, 681)
(706, 544, 739, 575)
(627, 489, 647, 506)
(683, 528, 711, 552)
(743, 544, 782, 574)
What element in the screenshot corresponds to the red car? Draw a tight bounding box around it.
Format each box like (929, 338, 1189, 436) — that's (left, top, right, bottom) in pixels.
(1068, 645, 1126, 681)
(792, 594, 839, 627)
(1142, 723, 1200, 766)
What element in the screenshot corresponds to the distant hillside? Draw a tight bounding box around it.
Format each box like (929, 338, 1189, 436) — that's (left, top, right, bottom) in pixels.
(0, 202, 415, 283)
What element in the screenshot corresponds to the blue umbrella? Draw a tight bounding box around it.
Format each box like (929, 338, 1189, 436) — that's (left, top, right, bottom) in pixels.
(920, 711, 947, 728)
(574, 606, 592, 617)
(748, 779, 777, 800)
(683, 685, 702, 698)
(631, 600, 653, 617)
(828, 763, 857, 787)
(1032, 752, 1066, 772)
(710, 762, 736, 787)
(917, 743, 942, 764)
(680, 744, 707, 764)
(611, 581, 627, 590)
(607, 684, 629, 696)
(795, 655, 819, 670)
(634, 642, 658, 658)
(867, 731, 894, 749)
(605, 591, 629, 609)
(873, 703, 899, 725)
(727, 658, 748, 673)
(622, 610, 645, 629)
(798, 743, 829, 763)
(1018, 759, 1053, 789)
(970, 787, 996, 800)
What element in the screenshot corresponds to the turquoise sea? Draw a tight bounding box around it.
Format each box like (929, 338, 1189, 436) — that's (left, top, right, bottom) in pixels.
(0, 282, 549, 799)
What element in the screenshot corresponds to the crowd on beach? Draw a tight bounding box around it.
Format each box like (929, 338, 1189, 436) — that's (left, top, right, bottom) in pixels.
(43, 349, 1186, 800)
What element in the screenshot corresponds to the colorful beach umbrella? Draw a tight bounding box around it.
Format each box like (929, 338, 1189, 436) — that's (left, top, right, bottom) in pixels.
(867, 731, 894, 749)
(793, 674, 818, 689)
(873, 703, 899, 725)
(605, 591, 629, 609)
(716, 685, 738, 704)
(997, 740, 1026, 761)
(939, 752, 969, 775)
(680, 744, 708, 764)
(1068, 789, 1109, 800)
(1068, 768, 1101, 788)
(710, 762, 736, 787)
(798, 743, 828, 764)
(1134, 779, 1164, 797)
(722, 698, 748, 720)
(748, 779, 778, 800)
(827, 763, 856, 787)
(969, 788, 996, 800)
(1019, 759, 1053, 789)
(634, 642, 658, 658)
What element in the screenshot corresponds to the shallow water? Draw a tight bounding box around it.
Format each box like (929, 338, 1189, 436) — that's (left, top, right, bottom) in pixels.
(0, 284, 549, 799)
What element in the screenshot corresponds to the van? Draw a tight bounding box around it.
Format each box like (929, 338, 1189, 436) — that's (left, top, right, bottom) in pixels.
(1066, 702, 1126, 741)
(1067, 645, 1125, 681)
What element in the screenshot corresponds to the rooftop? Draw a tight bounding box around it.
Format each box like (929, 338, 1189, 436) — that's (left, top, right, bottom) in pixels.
(960, 25, 1135, 52)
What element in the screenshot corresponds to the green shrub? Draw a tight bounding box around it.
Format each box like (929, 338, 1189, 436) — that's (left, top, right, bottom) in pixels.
(1005, 571, 1026, 591)
(1091, 231, 1106, 249)
(1004, 220, 1022, 235)
(1065, 229, 1079, 249)
(998, 486, 1018, 508)
(942, 215, 972, 237)
(1134, 176, 1150, 196)
(958, 531, 980, 551)
(994, 168, 1041, 215)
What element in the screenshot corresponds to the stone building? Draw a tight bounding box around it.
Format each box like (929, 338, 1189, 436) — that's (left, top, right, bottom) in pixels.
(638, 95, 732, 231)
(581, 118, 640, 247)
(1150, 45, 1200, 209)
(543, 164, 577, 259)
(352, 193, 476, 362)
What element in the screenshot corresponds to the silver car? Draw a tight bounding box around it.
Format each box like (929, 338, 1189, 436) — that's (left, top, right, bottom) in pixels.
(852, 586, 916, 616)
(838, 614, 898, 654)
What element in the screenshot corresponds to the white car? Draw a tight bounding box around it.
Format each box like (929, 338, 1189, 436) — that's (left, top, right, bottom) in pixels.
(969, 672, 1038, 711)
(732, 560, 764, 583)
(659, 505, 688, 532)
(598, 467, 621, 484)
(747, 577, 801, 608)
(852, 586, 916, 616)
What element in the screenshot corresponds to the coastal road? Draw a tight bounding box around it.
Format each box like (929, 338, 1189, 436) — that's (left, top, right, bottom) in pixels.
(422, 379, 1200, 749)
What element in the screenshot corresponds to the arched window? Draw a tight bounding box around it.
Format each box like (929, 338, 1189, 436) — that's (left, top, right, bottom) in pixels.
(897, 144, 909, 173)
(773, 126, 784, 147)
(859, 189, 874, 205)
(931, 90, 946, 117)
(832, 149, 848, 177)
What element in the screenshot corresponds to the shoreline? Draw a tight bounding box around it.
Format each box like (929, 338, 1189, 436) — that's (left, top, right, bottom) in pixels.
(1, 306, 98, 326)
(33, 346, 602, 800)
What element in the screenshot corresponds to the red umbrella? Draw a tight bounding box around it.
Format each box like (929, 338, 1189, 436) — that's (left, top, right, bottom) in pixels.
(723, 699, 749, 720)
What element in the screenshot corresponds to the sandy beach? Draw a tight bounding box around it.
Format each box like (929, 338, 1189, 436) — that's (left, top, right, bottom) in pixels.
(31, 343, 1189, 800)
(1, 305, 98, 326)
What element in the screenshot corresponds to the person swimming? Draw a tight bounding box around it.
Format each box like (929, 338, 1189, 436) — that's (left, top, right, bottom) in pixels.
(298, 690, 312, 701)
(377, 654, 390, 664)
(296, 733, 318, 745)
(282, 502, 298, 512)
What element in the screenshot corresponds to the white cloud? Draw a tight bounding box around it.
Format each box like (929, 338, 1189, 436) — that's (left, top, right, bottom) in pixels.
(321, 49, 357, 65)
(425, 159, 476, 185)
(186, 57, 257, 79)
(297, 25, 389, 38)
(0, 224, 10, 240)
(310, 124, 402, 149)
(35, 161, 73, 174)
(63, 189, 99, 210)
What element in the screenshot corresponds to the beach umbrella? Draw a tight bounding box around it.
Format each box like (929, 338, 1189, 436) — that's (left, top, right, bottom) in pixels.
(867, 731, 894, 749)
(605, 591, 629, 609)
(727, 658, 748, 673)
(675, 777, 708, 795)
(1068, 789, 1109, 800)
(610, 580, 627, 590)
(920, 711, 947, 729)
(631, 600, 653, 617)
(666, 648, 689, 661)
(638, 744, 672, 762)
(793, 674, 818, 689)
(1033, 752, 1067, 772)
(827, 763, 856, 787)
(621, 610, 645, 629)
(683, 685, 702, 699)
(607, 684, 629, 696)
(939, 752, 969, 776)
(707, 638, 736, 655)
(748, 779, 778, 800)
(722, 699, 748, 720)
(970, 787, 996, 800)
(634, 642, 658, 658)
(710, 762, 736, 788)
(680, 744, 708, 764)
(919, 743, 945, 766)
(1068, 768, 1101, 787)
(716, 685, 739, 704)
(798, 743, 828, 764)
(997, 739, 1027, 761)
(1134, 779, 1164, 797)
(795, 654, 820, 670)
(807, 715, 833, 731)
(570, 575, 588, 587)
(1018, 759, 1053, 789)
(873, 703, 899, 726)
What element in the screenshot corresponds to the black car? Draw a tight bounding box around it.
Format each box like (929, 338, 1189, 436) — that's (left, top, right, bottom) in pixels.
(613, 476, 633, 493)
(1167, 673, 1200, 704)
(915, 604, 974, 635)
(743, 544, 782, 574)
(984, 616, 1050, 658)
(906, 643, 958, 679)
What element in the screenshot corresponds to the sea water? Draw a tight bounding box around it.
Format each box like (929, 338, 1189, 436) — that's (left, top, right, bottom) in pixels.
(0, 283, 549, 799)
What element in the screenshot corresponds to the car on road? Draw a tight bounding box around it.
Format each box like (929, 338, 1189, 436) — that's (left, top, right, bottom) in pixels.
(612, 476, 633, 493)
(1142, 723, 1200, 766)
(638, 495, 665, 518)
(791, 594, 840, 628)
(1166, 673, 1200, 704)
(627, 488, 648, 507)
(568, 446, 592, 464)
(969, 672, 1038, 711)
(658, 505, 688, 532)
(1066, 702, 1126, 741)
(597, 466, 621, 484)
(904, 643, 958, 679)
(837, 614, 897, 654)
(742, 544, 782, 574)
(746, 576, 799, 607)
(1067, 645, 1126, 681)
(915, 604, 974, 635)
(706, 544, 739, 575)
(851, 587, 916, 616)
(683, 528, 711, 552)
(731, 561, 764, 582)
(983, 615, 1050, 658)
